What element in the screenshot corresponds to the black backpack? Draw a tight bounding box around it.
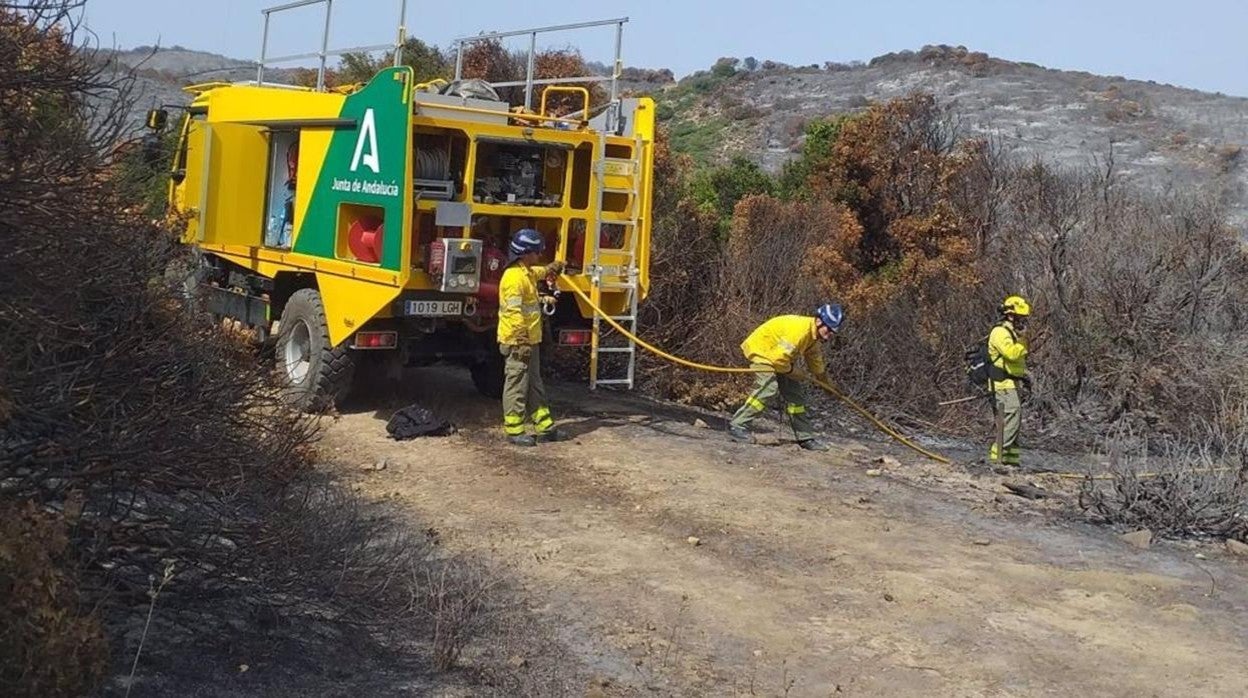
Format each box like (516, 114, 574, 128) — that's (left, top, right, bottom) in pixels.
(964, 324, 1016, 392)
(964, 338, 993, 392)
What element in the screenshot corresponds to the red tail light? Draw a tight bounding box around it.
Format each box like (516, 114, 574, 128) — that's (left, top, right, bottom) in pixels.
(559, 329, 592, 346)
(351, 331, 397, 349)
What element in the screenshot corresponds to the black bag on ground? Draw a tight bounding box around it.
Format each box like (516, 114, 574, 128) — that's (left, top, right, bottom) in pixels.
(386, 404, 455, 440)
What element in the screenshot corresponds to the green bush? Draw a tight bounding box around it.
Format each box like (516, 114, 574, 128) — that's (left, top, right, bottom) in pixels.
(691, 156, 775, 233)
(778, 116, 849, 199)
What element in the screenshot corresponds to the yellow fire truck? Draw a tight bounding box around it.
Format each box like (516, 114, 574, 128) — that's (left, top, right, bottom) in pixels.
(157, 1, 654, 410)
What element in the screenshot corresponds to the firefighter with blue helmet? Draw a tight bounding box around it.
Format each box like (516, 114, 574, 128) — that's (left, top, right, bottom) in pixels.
(497, 228, 564, 446)
(727, 303, 845, 451)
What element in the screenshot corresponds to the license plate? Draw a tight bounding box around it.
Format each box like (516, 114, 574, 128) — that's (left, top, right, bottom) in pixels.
(405, 300, 462, 316)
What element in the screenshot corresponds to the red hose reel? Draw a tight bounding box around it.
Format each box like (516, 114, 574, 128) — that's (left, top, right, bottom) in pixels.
(346, 216, 384, 263)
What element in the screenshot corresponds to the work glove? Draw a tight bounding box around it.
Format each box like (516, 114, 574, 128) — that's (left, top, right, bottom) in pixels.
(546, 260, 567, 276)
(510, 344, 533, 362)
(1018, 375, 1034, 403)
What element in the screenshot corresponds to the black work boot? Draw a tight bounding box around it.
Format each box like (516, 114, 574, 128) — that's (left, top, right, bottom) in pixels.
(797, 438, 831, 452)
(728, 425, 756, 444)
(535, 428, 563, 444)
(508, 434, 537, 447)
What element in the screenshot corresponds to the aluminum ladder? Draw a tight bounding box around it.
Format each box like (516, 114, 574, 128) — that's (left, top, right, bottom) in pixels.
(588, 129, 644, 390)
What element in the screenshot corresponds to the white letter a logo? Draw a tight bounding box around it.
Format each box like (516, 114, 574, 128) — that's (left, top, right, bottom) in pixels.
(350, 108, 380, 173)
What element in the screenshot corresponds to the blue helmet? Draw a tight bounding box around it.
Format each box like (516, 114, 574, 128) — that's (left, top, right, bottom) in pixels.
(509, 228, 544, 260)
(815, 303, 844, 332)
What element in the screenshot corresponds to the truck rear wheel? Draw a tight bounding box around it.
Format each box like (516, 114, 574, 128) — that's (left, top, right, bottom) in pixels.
(470, 348, 505, 399)
(275, 288, 354, 412)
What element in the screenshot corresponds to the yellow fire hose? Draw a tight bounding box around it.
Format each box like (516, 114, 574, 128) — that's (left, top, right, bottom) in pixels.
(561, 279, 953, 465)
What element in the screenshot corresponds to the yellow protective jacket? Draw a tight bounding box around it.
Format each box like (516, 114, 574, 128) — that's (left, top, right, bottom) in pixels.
(497, 262, 548, 346)
(740, 315, 827, 377)
(988, 321, 1028, 392)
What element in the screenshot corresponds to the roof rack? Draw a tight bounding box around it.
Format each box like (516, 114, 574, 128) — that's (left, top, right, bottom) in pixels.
(256, 0, 409, 91)
(451, 17, 628, 130)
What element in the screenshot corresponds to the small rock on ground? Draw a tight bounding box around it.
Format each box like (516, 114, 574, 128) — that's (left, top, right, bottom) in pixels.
(693, 418, 709, 429)
(1119, 529, 1153, 549)
(687, 536, 701, 546)
(1225, 538, 1248, 557)
(1002, 481, 1047, 500)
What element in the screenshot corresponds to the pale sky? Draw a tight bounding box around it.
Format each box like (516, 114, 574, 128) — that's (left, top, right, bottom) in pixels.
(82, 0, 1248, 96)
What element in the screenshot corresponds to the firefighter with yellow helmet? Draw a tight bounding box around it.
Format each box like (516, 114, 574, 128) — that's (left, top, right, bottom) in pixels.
(988, 295, 1032, 468)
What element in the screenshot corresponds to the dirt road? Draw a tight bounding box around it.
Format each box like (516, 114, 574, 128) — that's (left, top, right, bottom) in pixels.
(324, 368, 1248, 697)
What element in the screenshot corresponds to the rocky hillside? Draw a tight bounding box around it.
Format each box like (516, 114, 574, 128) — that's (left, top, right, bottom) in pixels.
(108, 44, 1248, 225)
(105, 46, 297, 129)
(649, 45, 1248, 225)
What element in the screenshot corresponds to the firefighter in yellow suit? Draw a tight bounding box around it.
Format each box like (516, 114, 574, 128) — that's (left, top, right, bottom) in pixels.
(497, 229, 564, 446)
(988, 295, 1031, 468)
(727, 304, 845, 451)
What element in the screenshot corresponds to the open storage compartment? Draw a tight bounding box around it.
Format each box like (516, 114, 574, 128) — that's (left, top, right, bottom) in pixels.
(412, 128, 469, 203)
(471, 138, 570, 207)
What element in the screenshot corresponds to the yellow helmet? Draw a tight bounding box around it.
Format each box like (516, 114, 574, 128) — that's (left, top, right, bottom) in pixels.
(1001, 295, 1031, 317)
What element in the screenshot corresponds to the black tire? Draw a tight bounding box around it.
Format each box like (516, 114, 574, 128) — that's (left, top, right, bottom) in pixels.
(470, 347, 505, 399)
(274, 288, 355, 412)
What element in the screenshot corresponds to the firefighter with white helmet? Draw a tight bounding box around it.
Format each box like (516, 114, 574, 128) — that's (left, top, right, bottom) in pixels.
(727, 304, 845, 451)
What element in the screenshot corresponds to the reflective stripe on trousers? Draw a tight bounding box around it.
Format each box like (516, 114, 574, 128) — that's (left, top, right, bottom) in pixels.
(501, 343, 553, 435)
(531, 406, 554, 434)
(989, 442, 1022, 465)
(729, 365, 816, 442)
(503, 413, 525, 436)
(989, 388, 1022, 464)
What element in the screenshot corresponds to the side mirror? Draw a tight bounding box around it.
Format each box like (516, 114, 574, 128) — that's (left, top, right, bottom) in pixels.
(145, 108, 168, 131)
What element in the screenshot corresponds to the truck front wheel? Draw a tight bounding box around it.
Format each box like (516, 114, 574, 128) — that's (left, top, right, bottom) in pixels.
(275, 288, 354, 412)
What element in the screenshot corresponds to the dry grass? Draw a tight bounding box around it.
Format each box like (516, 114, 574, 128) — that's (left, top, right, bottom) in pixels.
(1079, 407, 1248, 541)
(1, 4, 510, 693)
